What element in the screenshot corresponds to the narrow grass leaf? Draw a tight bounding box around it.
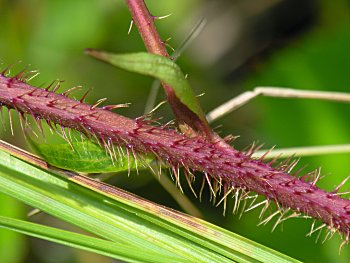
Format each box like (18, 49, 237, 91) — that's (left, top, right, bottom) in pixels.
(0, 143, 232, 263)
(0, 215, 160, 263)
(0, 140, 300, 263)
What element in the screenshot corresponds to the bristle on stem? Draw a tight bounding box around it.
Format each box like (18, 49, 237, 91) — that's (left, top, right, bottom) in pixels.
(0, 73, 350, 245)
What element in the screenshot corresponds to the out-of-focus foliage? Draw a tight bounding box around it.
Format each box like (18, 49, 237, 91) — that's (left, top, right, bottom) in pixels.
(0, 0, 349, 262)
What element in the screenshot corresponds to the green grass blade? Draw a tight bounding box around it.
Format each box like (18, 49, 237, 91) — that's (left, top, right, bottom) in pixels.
(0, 194, 25, 263)
(0, 145, 230, 263)
(72, 172, 301, 263)
(0, 215, 159, 263)
(0, 141, 300, 262)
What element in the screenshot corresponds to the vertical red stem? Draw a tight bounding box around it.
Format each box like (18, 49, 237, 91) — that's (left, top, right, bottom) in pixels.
(125, 0, 213, 139)
(126, 0, 169, 57)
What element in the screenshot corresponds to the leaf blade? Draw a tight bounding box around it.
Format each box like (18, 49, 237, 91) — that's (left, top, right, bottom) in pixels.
(0, 215, 160, 263)
(0, 140, 300, 263)
(85, 50, 207, 124)
(30, 139, 151, 173)
(0, 143, 231, 263)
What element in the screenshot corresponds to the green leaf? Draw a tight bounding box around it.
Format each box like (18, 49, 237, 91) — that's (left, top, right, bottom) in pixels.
(85, 50, 207, 123)
(29, 138, 152, 173)
(0, 140, 300, 263)
(74, 168, 301, 263)
(0, 215, 158, 263)
(0, 143, 227, 262)
(0, 194, 25, 263)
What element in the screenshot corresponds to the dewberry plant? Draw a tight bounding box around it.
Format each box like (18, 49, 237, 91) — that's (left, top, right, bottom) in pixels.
(0, 1, 349, 262)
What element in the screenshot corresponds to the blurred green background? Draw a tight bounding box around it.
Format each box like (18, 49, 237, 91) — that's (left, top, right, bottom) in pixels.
(0, 0, 350, 262)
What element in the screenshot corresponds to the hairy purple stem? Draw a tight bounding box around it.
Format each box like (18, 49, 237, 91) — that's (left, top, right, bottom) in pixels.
(1, 74, 350, 240)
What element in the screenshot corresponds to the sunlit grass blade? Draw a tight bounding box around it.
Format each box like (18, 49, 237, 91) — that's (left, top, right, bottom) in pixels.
(0, 194, 25, 263)
(0, 140, 300, 263)
(72, 170, 301, 263)
(0, 215, 160, 263)
(0, 143, 229, 263)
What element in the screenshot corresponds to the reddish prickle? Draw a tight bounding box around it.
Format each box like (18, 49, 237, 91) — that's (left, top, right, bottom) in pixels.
(0, 74, 349, 242)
